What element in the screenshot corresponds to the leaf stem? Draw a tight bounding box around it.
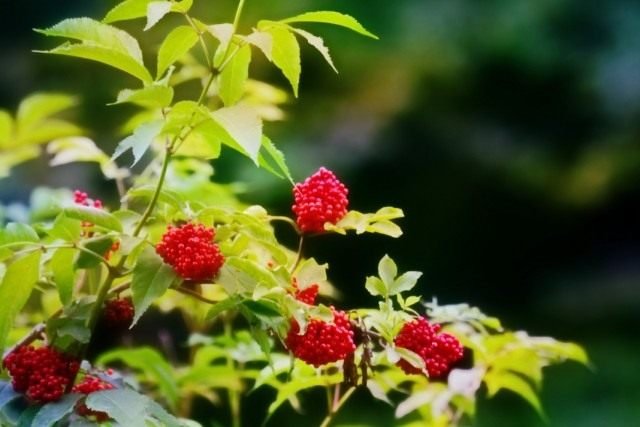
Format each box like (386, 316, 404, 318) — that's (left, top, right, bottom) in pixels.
(174, 285, 218, 304)
(318, 386, 355, 427)
(232, 0, 247, 33)
(185, 13, 212, 67)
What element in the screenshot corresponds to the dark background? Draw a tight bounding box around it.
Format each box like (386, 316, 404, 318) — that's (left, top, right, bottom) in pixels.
(1, 0, 639, 426)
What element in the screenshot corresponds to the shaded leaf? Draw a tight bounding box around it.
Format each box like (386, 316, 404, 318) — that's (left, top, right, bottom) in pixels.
(32, 393, 82, 427)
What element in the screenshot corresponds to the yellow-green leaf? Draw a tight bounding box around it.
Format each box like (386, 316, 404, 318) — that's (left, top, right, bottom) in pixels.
(280, 11, 378, 39)
(218, 44, 252, 106)
(157, 25, 199, 79)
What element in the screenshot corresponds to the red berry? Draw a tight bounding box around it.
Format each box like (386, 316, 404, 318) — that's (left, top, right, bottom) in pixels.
(394, 316, 463, 378)
(285, 308, 355, 367)
(292, 278, 319, 305)
(2, 345, 79, 404)
(156, 223, 225, 282)
(292, 167, 349, 233)
(72, 375, 114, 421)
(103, 298, 134, 329)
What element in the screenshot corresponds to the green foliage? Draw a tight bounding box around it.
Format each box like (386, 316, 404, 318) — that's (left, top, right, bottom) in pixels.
(0, 1, 588, 426)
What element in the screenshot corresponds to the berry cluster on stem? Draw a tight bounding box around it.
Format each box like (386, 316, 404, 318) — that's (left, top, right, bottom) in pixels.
(292, 167, 349, 233)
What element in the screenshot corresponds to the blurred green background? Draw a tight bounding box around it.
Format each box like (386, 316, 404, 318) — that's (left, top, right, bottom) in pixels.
(1, 0, 639, 426)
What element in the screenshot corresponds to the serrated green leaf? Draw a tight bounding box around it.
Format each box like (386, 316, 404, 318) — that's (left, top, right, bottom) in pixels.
(219, 44, 251, 106)
(104, 0, 154, 23)
(0, 251, 41, 353)
(50, 248, 76, 305)
(85, 389, 148, 427)
(246, 30, 273, 61)
(261, 25, 300, 97)
(64, 205, 123, 232)
(114, 85, 174, 108)
(97, 348, 179, 410)
(365, 276, 387, 297)
(280, 11, 378, 39)
(37, 42, 152, 83)
(17, 93, 77, 130)
(205, 296, 240, 320)
(0, 222, 39, 247)
(291, 28, 337, 73)
(211, 103, 263, 163)
(389, 271, 422, 296)
(157, 25, 199, 79)
(175, 119, 223, 159)
(258, 136, 293, 183)
(145, 1, 172, 31)
(32, 394, 83, 427)
(131, 246, 179, 326)
(112, 120, 163, 166)
(225, 257, 280, 289)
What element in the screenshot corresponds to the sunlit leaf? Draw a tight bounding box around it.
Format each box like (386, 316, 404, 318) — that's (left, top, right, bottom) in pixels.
(114, 85, 174, 108)
(291, 28, 337, 73)
(64, 205, 123, 232)
(145, 1, 172, 31)
(257, 24, 301, 97)
(157, 26, 199, 79)
(280, 11, 378, 39)
(16, 93, 77, 130)
(211, 103, 263, 163)
(112, 120, 163, 166)
(219, 44, 251, 106)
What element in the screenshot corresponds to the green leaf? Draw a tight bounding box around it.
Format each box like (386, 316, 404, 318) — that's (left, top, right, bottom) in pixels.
(395, 347, 426, 373)
(0, 223, 39, 247)
(211, 103, 263, 163)
(365, 276, 387, 297)
(291, 28, 337, 73)
(37, 42, 152, 83)
(324, 207, 404, 237)
(145, 1, 172, 31)
(47, 137, 127, 180)
(75, 236, 114, 269)
(157, 26, 199, 79)
(225, 257, 281, 289)
(114, 85, 174, 108)
(32, 393, 82, 427)
(50, 248, 76, 305)
(246, 30, 273, 61)
(16, 93, 77, 130)
(218, 44, 252, 106)
(280, 11, 378, 39)
(64, 205, 123, 232)
(0, 251, 41, 353)
(97, 348, 179, 410)
(46, 213, 82, 241)
(104, 0, 154, 23)
(112, 120, 163, 166)
(258, 136, 293, 183)
(174, 119, 223, 159)
(85, 389, 148, 427)
(293, 258, 327, 290)
(205, 296, 240, 320)
(485, 370, 546, 419)
(131, 246, 179, 326)
(378, 254, 397, 287)
(389, 271, 422, 296)
(0, 110, 13, 146)
(260, 25, 301, 97)
(0, 146, 40, 179)
(243, 299, 282, 319)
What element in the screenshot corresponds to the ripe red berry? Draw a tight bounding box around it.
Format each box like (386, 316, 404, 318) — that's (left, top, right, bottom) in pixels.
(285, 308, 355, 367)
(156, 223, 225, 282)
(72, 375, 114, 421)
(103, 298, 134, 329)
(292, 167, 349, 233)
(2, 345, 80, 404)
(394, 316, 463, 378)
(292, 278, 319, 305)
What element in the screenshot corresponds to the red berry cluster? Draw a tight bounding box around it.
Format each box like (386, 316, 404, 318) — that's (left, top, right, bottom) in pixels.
(292, 167, 349, 233)
(292, 278, 319, 305)
(394, 316, 463, 378)
(72, 375, 114, 421)
(2, 346, 79, 403)
(103, 298, 134, 329)
(285, 308, 355, 367)
(74, 190, 103, 209)
(156, 223, 224, 282)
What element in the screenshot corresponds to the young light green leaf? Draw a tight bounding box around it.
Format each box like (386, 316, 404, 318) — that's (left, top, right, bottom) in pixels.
(206, 23, 233, 55)
(112, 120, 163, 166)
(157, 25, 199, 79)
(389, 271, 422, 296)
(85, 390, 148, 427)
(395, 347, 427, 373)
(280, 11, 378, 39)
(365, 276, 387, 297)
(46, 212, 81, 241)
(114, 85, 174, 108)
(48, 137, 127, 180)
(32, 393, 82, 427)
(64, 205, 123, 232)
(145, 1, 172, 31)
(246, 31, 273, 61)
(37, 43, 152, 83)
(218, 44, 252, 106)
(258, 136, 293, 183)
(291, 28, 337, 73)
(17, 93, 77, 130)
(131, 246, 179, 326)
(378, 254, 397, 287)
(211, 103, 263, 163)
(103, 0, 154, 23)
(0, 251, 41, 353)
(484, 370, 546, 418)
(50, 248, 76, 305)
(261, 25, 301, 97)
